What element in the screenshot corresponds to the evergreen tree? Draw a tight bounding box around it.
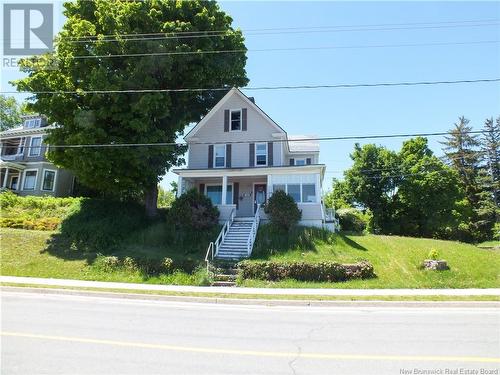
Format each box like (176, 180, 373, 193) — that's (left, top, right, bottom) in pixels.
(481, 116, 500, 205)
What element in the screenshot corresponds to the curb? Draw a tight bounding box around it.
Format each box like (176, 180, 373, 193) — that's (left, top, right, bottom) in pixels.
(3, 286, 500, 308)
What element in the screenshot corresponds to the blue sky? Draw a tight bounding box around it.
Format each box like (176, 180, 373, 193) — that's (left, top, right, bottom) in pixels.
(1, 1, 499, 191)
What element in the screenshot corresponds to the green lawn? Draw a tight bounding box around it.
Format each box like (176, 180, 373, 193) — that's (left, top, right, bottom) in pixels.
(0, 227, 212, 286)
(240, 225, 500, 289)
(2, 225, 499, 289)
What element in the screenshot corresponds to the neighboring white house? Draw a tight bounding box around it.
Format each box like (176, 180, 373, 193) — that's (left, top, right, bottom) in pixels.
(173, 87, 335, 231)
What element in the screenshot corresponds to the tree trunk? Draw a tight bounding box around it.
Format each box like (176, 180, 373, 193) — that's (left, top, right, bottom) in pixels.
(144, 185, 158, 218)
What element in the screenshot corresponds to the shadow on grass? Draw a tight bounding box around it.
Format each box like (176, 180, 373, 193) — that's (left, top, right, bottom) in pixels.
(42, 198, 219, 275)
(251, 225, 369, 260)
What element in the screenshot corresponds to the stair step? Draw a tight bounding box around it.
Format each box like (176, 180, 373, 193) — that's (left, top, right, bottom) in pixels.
(213, 274, 237, 282)
(211, 281, 236, 287)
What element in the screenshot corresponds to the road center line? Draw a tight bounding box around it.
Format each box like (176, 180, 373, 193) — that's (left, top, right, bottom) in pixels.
(2, 331, 499, 363)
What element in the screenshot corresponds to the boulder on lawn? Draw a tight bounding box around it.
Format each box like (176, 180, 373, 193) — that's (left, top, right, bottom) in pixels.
(422, 259, 449, 271)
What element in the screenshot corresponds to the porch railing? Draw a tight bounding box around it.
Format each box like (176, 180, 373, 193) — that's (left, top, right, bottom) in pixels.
(205, 208, 236, 270)
(246, 204, 261, 257)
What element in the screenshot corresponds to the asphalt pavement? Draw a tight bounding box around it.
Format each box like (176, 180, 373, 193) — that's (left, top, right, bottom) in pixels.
(1, 290, 499, 374)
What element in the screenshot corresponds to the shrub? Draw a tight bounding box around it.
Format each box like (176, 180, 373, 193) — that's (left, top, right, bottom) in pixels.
(169, 189, 219, 231)
(93, 255, 176, 275)
(428, 249, 439, 260)
(238, 260, 375, 282)
(264, 190, 302, 231)
(337, 208, 372, 233)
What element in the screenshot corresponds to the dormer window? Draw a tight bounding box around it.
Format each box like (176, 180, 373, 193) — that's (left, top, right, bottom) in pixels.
(230, 110, 241, 131)
(24, 118, 41, 128)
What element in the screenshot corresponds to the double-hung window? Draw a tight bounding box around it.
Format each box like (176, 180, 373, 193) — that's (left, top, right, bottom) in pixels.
(230, 110, 241, 131)
(255, 143, 267, 166)
(214, 145, 226, 168)
(23, 170, 37, 190)
(42, 170, 56, 191)
(29, 137, 42, 157)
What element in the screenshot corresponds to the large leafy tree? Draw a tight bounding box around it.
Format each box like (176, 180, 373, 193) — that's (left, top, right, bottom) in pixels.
(344, 143, 399, 232)
(0, 95, 31, 131)
(393, 137, 462, 238)
(13, 0, 248, 215)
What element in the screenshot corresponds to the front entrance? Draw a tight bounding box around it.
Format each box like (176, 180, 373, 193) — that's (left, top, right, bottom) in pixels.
(9, 175, 19, 190)
(254, 184, 266, 213)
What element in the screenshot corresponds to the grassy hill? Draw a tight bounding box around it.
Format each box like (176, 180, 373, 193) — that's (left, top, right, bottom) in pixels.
(243, 225, 500, 289)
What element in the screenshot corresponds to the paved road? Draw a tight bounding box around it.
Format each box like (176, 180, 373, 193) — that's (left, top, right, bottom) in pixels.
(1, 291, 499, 375)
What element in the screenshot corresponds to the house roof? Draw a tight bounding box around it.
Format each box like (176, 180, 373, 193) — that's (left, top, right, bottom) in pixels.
(184, 87, 286, 140)
(287, 135, 320, 153)
(0, 124, 55, 138)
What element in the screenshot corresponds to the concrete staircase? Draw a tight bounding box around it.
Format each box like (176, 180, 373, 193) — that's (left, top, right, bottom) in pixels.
(215, 217, 254, 261)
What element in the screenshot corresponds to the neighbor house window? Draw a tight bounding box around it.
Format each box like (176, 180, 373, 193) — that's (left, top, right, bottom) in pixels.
(29, 137, 42, 157)
(301, 184, 316, 203)
(230, 110, 241, 131)
(42, 170, 56, 191)
(206, 185, 233, 205)
(255, 143, 267, 166)
(294, 159, 306, 166)
(23, 170, 37, 190)
(24, 118, 41, 128)
(214, 145, 226, 168)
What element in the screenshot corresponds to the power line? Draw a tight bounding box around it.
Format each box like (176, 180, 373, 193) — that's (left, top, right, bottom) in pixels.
(3, 78, 499, 95)
(3, 130, 487, 149)
(48, 18, 499, 41)
(62, 40, 498, 60)
(53, 22, 499, 43)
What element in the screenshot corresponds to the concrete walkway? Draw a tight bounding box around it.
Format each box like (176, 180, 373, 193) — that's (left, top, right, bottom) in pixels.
(1, 276, 499, 296)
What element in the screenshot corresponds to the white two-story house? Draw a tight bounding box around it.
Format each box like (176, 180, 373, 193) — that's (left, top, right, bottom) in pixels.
(173, 88, 333, 235)
(0, 115, 74, 197)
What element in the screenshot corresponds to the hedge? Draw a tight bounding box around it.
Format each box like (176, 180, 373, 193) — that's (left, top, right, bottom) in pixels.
(238, 260, 375, 282)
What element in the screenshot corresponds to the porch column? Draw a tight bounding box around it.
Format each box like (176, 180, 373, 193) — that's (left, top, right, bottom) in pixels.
(177, 176, 183, 198)
(315, 173, 321, 203)
(267, 174, 272, 198)
(221, 175, 227, 205)
(2, 168, 9, 188)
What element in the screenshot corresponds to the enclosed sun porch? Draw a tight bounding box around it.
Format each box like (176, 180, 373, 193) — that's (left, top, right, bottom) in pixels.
(174, 165, 334, 229)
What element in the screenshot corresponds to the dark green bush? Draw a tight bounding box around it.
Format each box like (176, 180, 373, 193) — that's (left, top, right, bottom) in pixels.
(264, 190, 302, 231)
(238, 260, 374, 282)
(169, 189, 219, 231)
(337, 208, 372, 232)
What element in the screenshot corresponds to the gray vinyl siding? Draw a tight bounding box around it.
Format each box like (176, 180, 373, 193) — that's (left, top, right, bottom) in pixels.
(188, 93, 285, 168)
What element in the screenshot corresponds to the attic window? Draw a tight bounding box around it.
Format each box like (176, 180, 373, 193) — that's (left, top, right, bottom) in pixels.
(24, 118, 41, 128)
(230, 110, 241, 131)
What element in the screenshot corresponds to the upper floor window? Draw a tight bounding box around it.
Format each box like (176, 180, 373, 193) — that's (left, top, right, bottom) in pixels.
(294, 158, 306, 166)
(255, 143, 267, 166)
(230, 110, 241, 131)
(24, 118, 41, 128)
(29, 137, 42, 157)
(214, 144, 226, 168)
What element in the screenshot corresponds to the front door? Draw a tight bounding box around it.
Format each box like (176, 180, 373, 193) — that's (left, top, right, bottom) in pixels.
(254, 184, 266, 213)
(10, 176, 18, 190)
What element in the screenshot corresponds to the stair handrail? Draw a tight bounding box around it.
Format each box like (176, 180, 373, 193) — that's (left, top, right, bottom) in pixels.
(246, 204, 261, 257)
(213, 208, 236, 258)
(205, 208, 236, 271)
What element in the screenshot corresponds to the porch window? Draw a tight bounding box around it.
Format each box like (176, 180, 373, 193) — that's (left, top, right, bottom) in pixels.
(255, 143, 267, 166)
(42, 170, 56, 191)
(206, 185, 233, 205)
(230, 110, 241, 131)
(29, 137, 42, 157)
(302, 184, 316, 203)
(23, 170, 37, 190)
(287, 184, 301, 203)
(273, 184, 286, 193)
(214, 145, 225, 168)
